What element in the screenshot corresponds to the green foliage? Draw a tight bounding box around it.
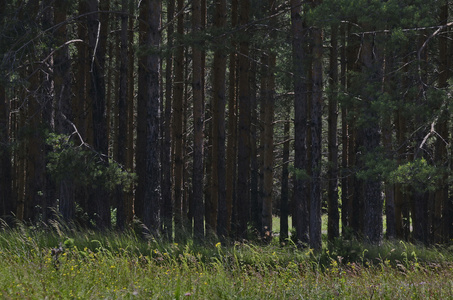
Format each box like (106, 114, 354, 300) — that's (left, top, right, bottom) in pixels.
(46, 133, 136, 192)
(389, 158, 442, 193)
(356, 148, 396, 181)
(289, 165, 310, 181)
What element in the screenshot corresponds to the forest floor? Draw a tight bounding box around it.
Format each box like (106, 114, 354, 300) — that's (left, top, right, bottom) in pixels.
(1, 221, 453, 299)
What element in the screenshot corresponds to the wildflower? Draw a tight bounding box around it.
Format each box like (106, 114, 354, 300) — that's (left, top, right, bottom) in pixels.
(215, 242, 221, 248)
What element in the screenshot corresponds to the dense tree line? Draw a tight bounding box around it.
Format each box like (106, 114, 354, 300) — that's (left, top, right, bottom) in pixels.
(1, 0, 453, 248)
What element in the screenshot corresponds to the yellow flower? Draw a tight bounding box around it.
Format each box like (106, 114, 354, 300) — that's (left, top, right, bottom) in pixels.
(215, 242, 221, 248)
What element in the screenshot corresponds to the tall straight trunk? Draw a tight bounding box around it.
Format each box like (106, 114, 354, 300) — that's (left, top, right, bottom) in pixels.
(261, 0, 277, 240)
(201, 0, 212, 236)
(346, 24, 361, 236)
(134, 5, 148, 220)
(0, 77, 12, 219)
(136, 2, 147, 223)
(54, 1, 75, 222)
(291, 0, 309, 245)
(192, 0, 205, 239)
(12, 93, 24, 221)
(412, 34, 430, 244)
(262, 52, 275, 239)
(183, 58, 191, 232)
(0, 0, 9, 219)
(237, 0, 251, 238)
(107, 32, 116, 162)
(383, 48, 396, 239)
(41, 2, 56, 223)
(173, 0, 185, 239)
(340, 23, 350, 234)
(361, 31, 383, 244)
(87, 0, 110, 228)
(310, 21, 323, 250)
(258, 55, 266, 235)
(250, 59, 260, 233)
(126, 0, 135, 222)
(116, 0, 129, 230)
(72, 0, 89, 223)
(26, 66, 45, 222)
(327, 24, 339, 241)
(213, 0, 228, 239)
(162, 0, 174, 240)
(226, 0, 239, 236)
(437, 1, 450, 242)
(280, 117, 290, 243)
(394, 54, 410, 240)
(75, 0, 88, 143)
(139, 0, 162, 233)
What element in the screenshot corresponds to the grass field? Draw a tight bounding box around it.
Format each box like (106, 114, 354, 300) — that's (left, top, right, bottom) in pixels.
(1, 221, 453, 299)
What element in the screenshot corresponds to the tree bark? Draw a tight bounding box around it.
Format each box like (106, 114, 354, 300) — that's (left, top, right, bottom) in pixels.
(162, 0, 174, 240)
(225, 0, 239, 236)
(236, 0, 251, 239)
(116, 0, 130, 230)
(360, 31, 383, 245)
(0, 74, 12, 220)
(192, 0, 205, 240)
(340, 23, 350, 235)
(310, 20, 323, 250)
(437, 1, 450, 243)
(173, 0, 185, 239)
(291, 0, 309, 246)
(327, 24, 339, 241)
(139, 0, 162, 233)
(87, 0, 110, 228)
(54, 0, 75, 223)
(280, 117, 290, 243)
(213, 0, 228, 239)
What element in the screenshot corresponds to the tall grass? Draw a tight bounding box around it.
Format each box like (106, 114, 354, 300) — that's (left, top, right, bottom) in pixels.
(1, 220, 453, 299)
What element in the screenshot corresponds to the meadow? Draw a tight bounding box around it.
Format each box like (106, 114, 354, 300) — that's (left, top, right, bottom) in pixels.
(1, 220, 453, 299)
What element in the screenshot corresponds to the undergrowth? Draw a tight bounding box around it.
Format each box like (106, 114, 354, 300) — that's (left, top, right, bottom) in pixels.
(1, 220, 453, 299)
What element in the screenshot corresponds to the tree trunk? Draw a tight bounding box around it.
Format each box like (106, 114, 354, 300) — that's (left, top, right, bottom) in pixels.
(280, 117, 290, 243)
(360, 31, 383, 245)
(0, 76, 12, 220)
(258, 55, 266, 236)
(138, 0, 162, 233)
(87, 0, 110, 229)
(54, 0, 75, 222)
(261, 0, 277, 242)
(225, 0, 238, 236)
(383, 48, 396, 239)
(162, 0, 174, 240)
(192, 0, 205, 240)
(262, 52, 275, 240)
(40, 2, 57, 224)
(310, 20, 323, 250)
(291, 0, 309, 246)
(347, 24, 362, 237)
(340, 23, 350, 235)
(126, 0, 135, 224)
(236, 0, 251, 239)
(327, 24, 339, 241)
(437, 1, 450, 243)
(116, 0, 130, 230)
(173, 0, 185, 239)
(213, 0, 228, 239)
(250, 59, 260, 234)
